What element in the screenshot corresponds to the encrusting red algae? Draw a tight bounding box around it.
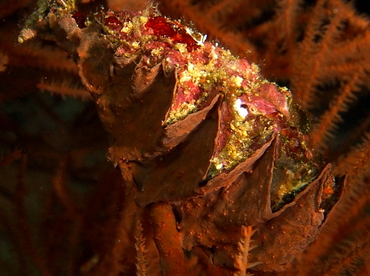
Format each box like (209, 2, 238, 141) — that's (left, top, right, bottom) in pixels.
(91, 6, 321, 203)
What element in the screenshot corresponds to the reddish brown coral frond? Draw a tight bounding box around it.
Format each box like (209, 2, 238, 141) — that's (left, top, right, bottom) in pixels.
(234, 225, 255, 276)
(325, 223, 370, 276)
(334, 132, 370, 177)
(135, 220, 150, 276)
(257, 0, 303, 79)
(291, 0, 348, 108)
(329, 115, 370, 161)
(310, 69, 364, 153)
(0, 25, 78, 74)
(37, 77, 91, 100)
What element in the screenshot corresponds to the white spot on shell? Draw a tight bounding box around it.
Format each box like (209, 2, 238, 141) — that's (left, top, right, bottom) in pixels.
(234, 99, 248, 118)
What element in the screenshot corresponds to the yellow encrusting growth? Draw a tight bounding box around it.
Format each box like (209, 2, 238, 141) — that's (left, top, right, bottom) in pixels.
(75, 3, 315, 191)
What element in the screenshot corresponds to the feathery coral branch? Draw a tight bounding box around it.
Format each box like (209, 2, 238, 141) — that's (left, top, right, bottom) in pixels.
(310, 68, 363, 153)
(38, 77, 91, 100)
(234, 225, 258, 276)
(135, 220, 149, 276)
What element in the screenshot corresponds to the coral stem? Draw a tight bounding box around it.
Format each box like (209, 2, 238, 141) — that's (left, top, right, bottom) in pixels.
(148, 202, 188, 275)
